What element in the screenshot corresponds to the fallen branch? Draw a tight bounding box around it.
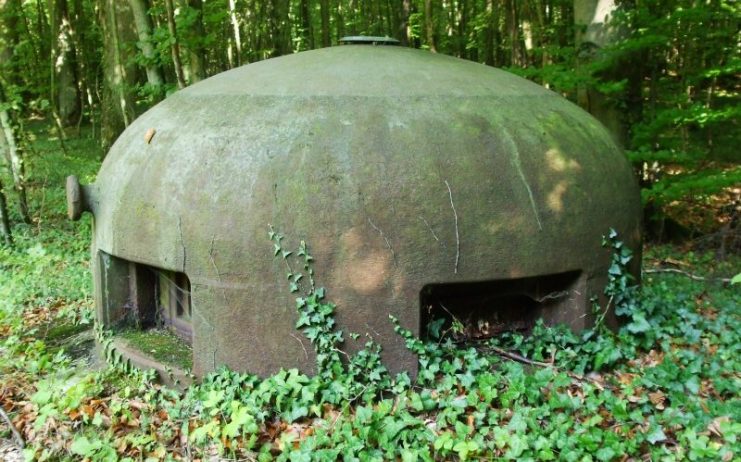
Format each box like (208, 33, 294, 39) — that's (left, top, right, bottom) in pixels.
(485, 345, 552, 368)
(644, 268, 731, 283)
(481, 346, 612, 391)
(0, 407, 24, 449)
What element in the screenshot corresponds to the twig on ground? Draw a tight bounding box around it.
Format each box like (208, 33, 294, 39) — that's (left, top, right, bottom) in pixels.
(644, 268, 731, 283)
(485, 345, 552, 368)
(0, 407, 24, 449)
(481, 345, 612, 391)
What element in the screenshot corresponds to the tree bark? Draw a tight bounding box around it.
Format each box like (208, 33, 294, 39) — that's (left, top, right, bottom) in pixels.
(320, 0, 330, 47)
(181, 0, 206, 83)
(49, 0, 80, 127)
(574, 0, 627, 146)
(98, 0, 138, 152)
(128, 0, 164, 95)
(0, 177, 12, 246)
(424, 0, 436, 52)
(0, 2, 30, 224)
(227, 0, 242, 65)
(0, 84, 31, 224)
(482, 0, 496, 65)
(164, 0, 186, 88)
(398, 0, 410, 46)
(70, 0, 96, 130)
(299, 0, 312, 50)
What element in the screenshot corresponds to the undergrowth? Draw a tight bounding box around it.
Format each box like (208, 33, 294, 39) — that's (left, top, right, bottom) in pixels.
(0, 127, 739, 461)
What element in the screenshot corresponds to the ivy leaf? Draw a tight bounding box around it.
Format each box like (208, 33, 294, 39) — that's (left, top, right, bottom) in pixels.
(285, 405, 308, 423)
(71, 436, 101, 456)
(646, 424, 667, 444)
(685, 375, 701, 394)
(626, 314, 651, 333)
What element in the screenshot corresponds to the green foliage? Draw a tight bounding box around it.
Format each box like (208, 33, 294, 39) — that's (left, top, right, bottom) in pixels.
(610, 1, 739, 209)
(3, 219, 740, 460)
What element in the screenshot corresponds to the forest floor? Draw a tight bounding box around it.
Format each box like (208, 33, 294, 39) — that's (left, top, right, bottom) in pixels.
(0, 126, 739, 461)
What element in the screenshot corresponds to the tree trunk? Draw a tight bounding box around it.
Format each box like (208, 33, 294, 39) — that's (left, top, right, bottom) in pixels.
(299, 0, 312, 50)
(398, 0, 410, 46)
(267, 0, 290, 57)
(49, 0, 80, 127)
(0, 0, 20, 72)
(70, 0, 96, 130)
(0, 178, 12, 246)
(128, 0, 164, 95)
(227, 0, 242, 65)
(181, 0, 206, 83)
(320, 0, 330, 47)
(0, 84, 31, 224)
(164, 0, 186, 88)
(574, 0, 627, 146)
(482, 0, 496, 65)
(98, 0, 138, 152)
(424, 0, 435, 52)
(0, 3, 30, 224)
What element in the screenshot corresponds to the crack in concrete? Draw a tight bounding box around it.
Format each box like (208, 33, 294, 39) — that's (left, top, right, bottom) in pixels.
(177, 216, 187, 272)
(501, 128, 543, 231)
(444, 180, 460, 274)
(367, 217, 397, 265)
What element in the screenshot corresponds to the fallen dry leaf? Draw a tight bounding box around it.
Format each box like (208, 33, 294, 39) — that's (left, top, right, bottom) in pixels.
(648, 391, 666, 410)
(144, 128, 156, 144)
(708, 416, 731, 438)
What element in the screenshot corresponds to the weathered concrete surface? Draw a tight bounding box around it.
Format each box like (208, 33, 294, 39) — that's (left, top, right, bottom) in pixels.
(86, 45, 641, 377)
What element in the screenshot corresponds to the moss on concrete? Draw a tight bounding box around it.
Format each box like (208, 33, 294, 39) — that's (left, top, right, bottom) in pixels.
(118, 329, 192, 371)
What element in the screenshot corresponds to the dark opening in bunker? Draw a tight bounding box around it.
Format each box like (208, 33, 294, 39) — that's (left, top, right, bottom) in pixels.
(97, 251, 193, 344)
(156, 270, 192, 343)
(420, 270, 583, 342)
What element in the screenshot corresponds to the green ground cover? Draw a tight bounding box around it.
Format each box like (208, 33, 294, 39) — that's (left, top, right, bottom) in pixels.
(0, 129, 739, 461)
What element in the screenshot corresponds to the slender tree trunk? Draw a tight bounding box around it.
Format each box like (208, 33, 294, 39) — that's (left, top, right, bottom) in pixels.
(398, 0, 410, 46)
(574, 0, 627, 146)
(424, 0, 436, 52)
(483, 0, 495, 65)
(299, 0, 312, 50)
(319, 0, 330, 47)
(228, 0, 242, 65)
(183, 0, 206, 83)
(268, 0, 290, 57)
(164, 0, 186, 88)
(129, 0, 164, 95)
(98, 0, 138, 152)
(458, 0, 468, 58)
(35, 0, 51, 67)
(0, 0, 20, 70)
(49, 0, 80, 127)
(0, 85, 31, 224)
(0, 178, 12, 246)
(0, 3, 30, 224)
(70, 0, 94, 130)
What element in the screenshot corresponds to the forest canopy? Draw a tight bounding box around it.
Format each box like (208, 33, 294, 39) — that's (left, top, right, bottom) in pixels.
(0, 0, 739, 243)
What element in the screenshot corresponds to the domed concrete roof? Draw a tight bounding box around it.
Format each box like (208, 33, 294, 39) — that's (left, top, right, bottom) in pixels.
(88, 45, 641, 376)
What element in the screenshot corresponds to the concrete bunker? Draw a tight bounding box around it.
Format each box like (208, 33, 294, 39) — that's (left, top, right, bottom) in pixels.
(67, 40, 641, 378)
